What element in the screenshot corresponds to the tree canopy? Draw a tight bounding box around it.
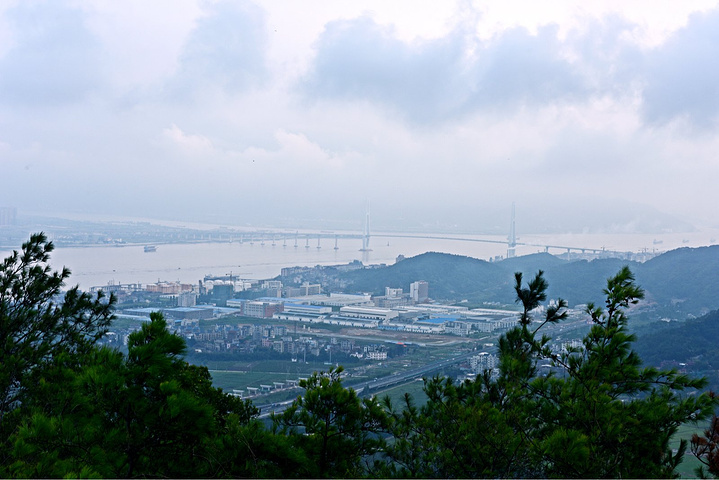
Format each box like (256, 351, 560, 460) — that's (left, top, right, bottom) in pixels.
(378, 267, 716, 478)
(0, 233, 114, 432)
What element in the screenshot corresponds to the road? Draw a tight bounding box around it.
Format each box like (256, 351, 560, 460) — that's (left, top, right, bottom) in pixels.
(256, 348, 479, 418)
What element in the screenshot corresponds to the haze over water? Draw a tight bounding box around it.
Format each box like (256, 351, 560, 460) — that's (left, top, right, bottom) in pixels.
(24, 228, 719, 290)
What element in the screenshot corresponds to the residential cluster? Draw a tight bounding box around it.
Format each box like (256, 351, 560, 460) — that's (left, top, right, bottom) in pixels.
(103, 311, 401, 365)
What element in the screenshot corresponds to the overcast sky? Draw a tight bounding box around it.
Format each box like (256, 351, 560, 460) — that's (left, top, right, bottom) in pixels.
(2, 0, 718, 233)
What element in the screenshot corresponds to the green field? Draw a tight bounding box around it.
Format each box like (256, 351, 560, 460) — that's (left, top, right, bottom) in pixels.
(208, 361, 335, 391)
(672, 422, 708, 478)
(371, 378, 428, 407)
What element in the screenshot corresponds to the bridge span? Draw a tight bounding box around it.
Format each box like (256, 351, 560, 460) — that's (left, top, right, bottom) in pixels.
(371, 233, 628, 257)
(218, 230, 633, 259)
(197, 205, 647, 259)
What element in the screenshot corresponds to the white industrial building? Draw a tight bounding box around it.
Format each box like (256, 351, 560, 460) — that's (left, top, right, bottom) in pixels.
(294, 293, 374, 308)
(282, 303, 333, 315)
(339, 306, 398, 323)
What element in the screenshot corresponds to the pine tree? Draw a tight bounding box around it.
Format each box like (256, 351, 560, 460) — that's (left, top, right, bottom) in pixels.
(273, 366, 388, 478)
(0, 233, 114, 466)
(381, 267, 717, 478)
(4, 312, 258, 478)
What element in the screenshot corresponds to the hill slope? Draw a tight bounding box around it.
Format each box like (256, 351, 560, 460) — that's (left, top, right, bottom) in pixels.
(633, 309, 719, 391)
(341, 252, 506, 301)
(339, 246, 719, 314)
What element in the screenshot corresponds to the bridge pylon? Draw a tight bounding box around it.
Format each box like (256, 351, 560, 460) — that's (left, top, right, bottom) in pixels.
(507, 202, 517, 258)
(360, 201, 372, 252)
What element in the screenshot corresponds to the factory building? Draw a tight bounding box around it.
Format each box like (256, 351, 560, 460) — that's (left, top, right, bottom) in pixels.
(282, 303, 333, 315)
(296, 293, 373, 308)
(339, 306, 398, 323)
(146, 281, 194, 294)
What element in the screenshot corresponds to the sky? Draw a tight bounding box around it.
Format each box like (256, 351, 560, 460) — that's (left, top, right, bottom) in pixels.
(1, 0, 719, 234)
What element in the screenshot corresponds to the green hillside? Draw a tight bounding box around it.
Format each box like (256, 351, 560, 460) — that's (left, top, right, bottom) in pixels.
(339, 246, 719, 315)
(634, 310, 719, 372)
(341, 252, 506, 301)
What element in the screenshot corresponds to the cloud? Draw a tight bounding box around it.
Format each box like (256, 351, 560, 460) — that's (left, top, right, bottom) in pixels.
(0, 1, 102, 106)
(300, 16, 592, 124)
(300, 7, 719, 131)
(162, 123, 214, 153)
(465, 25, 588, 110)
(640, 8, 719, 128)
(166, 0, 268, 99)
(299, 16, 471, 123)
(277, 130, 343, 168)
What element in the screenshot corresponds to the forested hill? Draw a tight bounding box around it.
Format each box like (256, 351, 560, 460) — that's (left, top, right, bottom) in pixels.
(340, 245, 719, 315)
(634, 309, 719, 373)
(343, 252, 508, 302)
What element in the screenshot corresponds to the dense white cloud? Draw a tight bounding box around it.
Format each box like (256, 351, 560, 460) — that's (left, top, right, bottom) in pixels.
(300, 16, 471, 123)
(1, 0, 719, 232)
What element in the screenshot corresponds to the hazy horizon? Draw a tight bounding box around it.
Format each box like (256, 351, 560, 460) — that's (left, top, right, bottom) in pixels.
(13, 199, 701, 237)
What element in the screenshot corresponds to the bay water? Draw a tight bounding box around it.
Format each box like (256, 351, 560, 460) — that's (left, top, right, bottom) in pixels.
(3, 228, 716, 290)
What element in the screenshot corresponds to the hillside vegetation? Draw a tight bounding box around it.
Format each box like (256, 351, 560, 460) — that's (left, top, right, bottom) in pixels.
(340, 246, 719, 316)
(634, 310, 719, 373)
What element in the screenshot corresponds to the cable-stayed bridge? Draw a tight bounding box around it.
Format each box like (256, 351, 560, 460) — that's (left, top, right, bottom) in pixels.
(371, 233, 621, 256)
(217, 205, 640, 259)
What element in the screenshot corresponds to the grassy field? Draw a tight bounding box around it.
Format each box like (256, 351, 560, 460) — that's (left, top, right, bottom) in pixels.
(109, 316, 148, 329)
(673, 422, 707, 478)
(208, 360, 337, 390)
(371, 378, 428, 407)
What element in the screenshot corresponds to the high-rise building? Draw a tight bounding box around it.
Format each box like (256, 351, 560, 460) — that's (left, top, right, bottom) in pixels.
(410, 281, 429, 303)
(0, 207, 17, 226)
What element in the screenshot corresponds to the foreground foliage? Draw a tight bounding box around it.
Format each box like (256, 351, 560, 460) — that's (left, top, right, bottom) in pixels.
(379, 267, 716, 478)
(273, 366, 388, 477)
(0, 233, 115, 424)
(4, 312, 262, 477)
(1, 235, 716, 478)
(692, 404, 719, 478)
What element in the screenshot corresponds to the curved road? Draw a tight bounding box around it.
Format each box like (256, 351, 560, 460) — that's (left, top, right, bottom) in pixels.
(256, 349, 478, 418)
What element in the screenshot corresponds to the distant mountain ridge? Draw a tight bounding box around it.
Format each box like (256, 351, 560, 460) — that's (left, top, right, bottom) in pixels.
(339, 246, 719, 316)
